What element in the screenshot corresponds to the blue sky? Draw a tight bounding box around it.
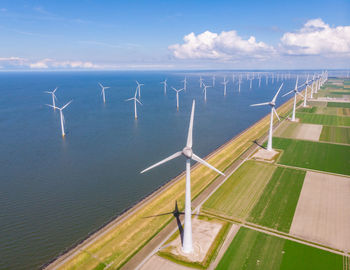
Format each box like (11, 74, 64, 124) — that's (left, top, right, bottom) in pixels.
(1, 0, 350, 70)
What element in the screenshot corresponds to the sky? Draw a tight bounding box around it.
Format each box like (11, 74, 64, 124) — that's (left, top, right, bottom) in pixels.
(0, 0, 350, 70)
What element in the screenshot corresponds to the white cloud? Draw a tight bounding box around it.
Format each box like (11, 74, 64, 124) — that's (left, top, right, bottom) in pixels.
(280, 18, 350, 56)
(29, 59, 98, 69)
(169, 30, 275, 60)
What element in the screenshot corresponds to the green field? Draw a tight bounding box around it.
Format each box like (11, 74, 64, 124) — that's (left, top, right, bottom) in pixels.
(320, 126, 350, 144)
(296, 112, 350, 126)
(247, 167, 305, 232)
(327, 102, 350, 108)
(202, 161, 276, 220)
(297, 107, 317, 113)
(216, 227, 342, 270)
(273, 137, 350, 175)
(331, 91, 350, 95)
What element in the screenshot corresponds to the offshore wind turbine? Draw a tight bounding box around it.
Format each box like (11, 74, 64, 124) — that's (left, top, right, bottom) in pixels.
(222, 77, 228, 96)
(238, 75, 242, 93)
(172, 87, 184, 110)
(250, 83, 283, 151)
(199, 76, 203, 87)
(160, 79, 167, 94)
(141, 100, 224, 253)
(46, 100, 73, 137)
(258, 74, 261, 87)
(203, 83, 211, 101)
(136, 81, 144, 99)
(282, 76, 303, 122)
(98, 83, 110, 104)
(44, 87, 58, 110)
(182, 77, 187, 91)
(126, 89, 142, 119)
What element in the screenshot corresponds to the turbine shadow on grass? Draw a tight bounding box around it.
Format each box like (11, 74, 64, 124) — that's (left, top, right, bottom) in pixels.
(143, 201, 206, 245)
(253, 139, 266, 150)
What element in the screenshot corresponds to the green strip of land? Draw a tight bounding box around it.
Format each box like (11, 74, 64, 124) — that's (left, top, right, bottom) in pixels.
(273, 137, 350, 175)
(320, 126, 350, 145)
(296, 112, 350, 126)
(216, 227, 343, 270)
(327, 102, 350, 108)
(247, 167, 305, 233)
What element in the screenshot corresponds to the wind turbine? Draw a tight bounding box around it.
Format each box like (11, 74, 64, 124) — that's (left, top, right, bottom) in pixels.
(282, 76, 303, 122)
(310, 74, 315, 99)
(222, 77, 228, 96)
(250, 83, 283, 151)
(199, 76, 203, 88)
(203, 83, 211, 101)
(44, 87, 58, 110)
(172, 87, 184, 110)
(182, 77, 187, 91)
(136, 81, 144, 99)
(258, 74, 261, 87)
(249, 76, 253, 89)
(46, 100, 73, 137)
(98, 83, 110, 104)
(126, 89, 142, 119)
(238, 75, 242, 93)
(160, 79, 167, 94)
(141, 100, 224, 253)
(303, 75, 310, 107)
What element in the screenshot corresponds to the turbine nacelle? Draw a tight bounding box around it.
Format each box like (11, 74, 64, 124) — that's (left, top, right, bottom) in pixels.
(182, 147, 193, 159)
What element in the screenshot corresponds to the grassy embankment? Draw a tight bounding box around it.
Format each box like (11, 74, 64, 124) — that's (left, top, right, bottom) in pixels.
(52, 91, 299, 269)
(216, 227, 343, 270)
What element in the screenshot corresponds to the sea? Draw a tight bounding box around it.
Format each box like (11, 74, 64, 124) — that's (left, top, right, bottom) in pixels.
(0, 70, 307, 269)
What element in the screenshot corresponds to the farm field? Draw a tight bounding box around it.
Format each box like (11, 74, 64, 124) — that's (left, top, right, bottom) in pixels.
(216, 227, 343, 270)
(274, 122, 322, 141)
(320, 126, 350, 144)
(247, 167, 305, 233)
(327, 102, 350, 108)
(290, 171, 350, 251)
(295, 112, 350, 126)
(273, 137, 350, 175)
(298, 106, 350, 116)
(202, 161, 276, 220)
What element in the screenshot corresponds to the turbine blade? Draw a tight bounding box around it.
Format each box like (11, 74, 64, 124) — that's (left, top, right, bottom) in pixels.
(140, 151, 182, 174)
(191, 154, 225, 176)
(272, 83, 284, 103)
(282, 90, 294, 97)
(125, 98, 134, 101)
(250, 102, 270, 107)
(136, 99, 142, 105)
(98, 82, 103, 88)
(295, 76, 299, 90)
(53, 87, 58, 93)
(273, 107, 280, 121)
(186, 100, 195, 148)
(46, 104, 57, 109)
(61, 100, 73, 110)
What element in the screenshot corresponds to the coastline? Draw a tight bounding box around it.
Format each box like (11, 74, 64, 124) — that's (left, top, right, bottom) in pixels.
(44, 92, 299, 270)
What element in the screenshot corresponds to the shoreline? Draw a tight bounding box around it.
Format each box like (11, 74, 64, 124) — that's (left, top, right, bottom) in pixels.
(44, 93, 298, 270)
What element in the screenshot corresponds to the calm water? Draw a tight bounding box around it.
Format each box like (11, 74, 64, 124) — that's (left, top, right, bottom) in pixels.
(0, 71, 302, 269)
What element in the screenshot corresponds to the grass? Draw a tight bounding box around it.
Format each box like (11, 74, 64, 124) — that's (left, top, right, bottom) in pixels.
(247, 167, 306, 233)
(51, 95, 299, 270)
(320, 126, 350, 145)
(296, 112, 350, 126)
(331, 91, 350, 95)
(216, 227, 343, 270)
(202, 161, 276, 220)
(273, 137, 350, 175)
(297, 107, 317, 113)
(327, 102, 350, 108)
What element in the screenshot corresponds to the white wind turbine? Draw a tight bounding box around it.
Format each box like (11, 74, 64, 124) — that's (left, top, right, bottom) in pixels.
(98, 83, 110, 104)
(182, 77, 187, 91)
(141, 100, 224, 253)
(126, 89, 142, 119)
(303, 75, 310, 107)
(282, 76, 303, 122)
(172, 87, 184, 110)
(222, 77, 228, 96)
(258, 74, 261, 87)
(46, 100, 73, 137)
(44, 87, 58, 110)
(238, 75, 242, 93)
(136, 81, 144, 99)
(310, 74, 315, 99)
(160, 79, 167, 94)
(203, 83, 211, 101)
(199, 76, 203, 88)
(250, 83, 283, 151)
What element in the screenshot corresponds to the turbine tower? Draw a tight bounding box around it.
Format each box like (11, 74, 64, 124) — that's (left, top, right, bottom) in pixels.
(199, 76, 203, 88)
(282, 76, 303, 122)
(136, 81, 144, 99)
(141, 100, 224, 253)
(250, 83, 283, 151)
(182, 77, 187, 91)
(44, 87, 58, 110)
(303, 75, 310, 107)
(172, 87, 184, 110)
(160, 79, 167, 94)
(203, 83, 211, 101)
(126, 89, 142, 119)
(46, 100, 73, 137)
(222, 77, 228, 96)
(98, 83, 110, 104)
(310, 74, 315, 99)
